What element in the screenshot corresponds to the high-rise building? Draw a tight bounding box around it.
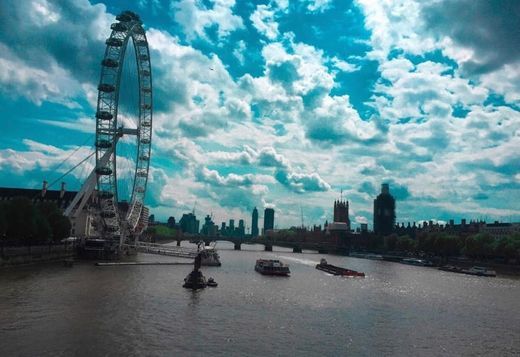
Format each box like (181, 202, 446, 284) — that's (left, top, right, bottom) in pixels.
(201, 215, 217, 236)
(373, 183, 396, 236)
(179, 213, 199, 234)
(251, 207, 259, 237)
(333, 200, 350, 230)
(264, 208, 274, 233)
(238, 219, 245, 237)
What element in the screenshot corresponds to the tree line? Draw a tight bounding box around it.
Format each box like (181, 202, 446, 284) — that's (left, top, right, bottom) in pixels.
(0, 198, 71, 245)
(359, 231, 520, 262)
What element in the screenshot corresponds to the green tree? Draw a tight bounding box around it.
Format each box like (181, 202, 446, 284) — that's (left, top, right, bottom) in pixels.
(367, 234, 384, 251)
(384, 234, 398, 251)
(433, 233, 460, 258)
(6, 198, 39, 243)
(464, 233, 494, 260)
(494, 235, 520, 261)
(396, 235, 416, 252)
(34, 212, 52, 243)
(0, 202, 7, 238)
(417, 232, 435, 254)
(37, 202, 71, 242)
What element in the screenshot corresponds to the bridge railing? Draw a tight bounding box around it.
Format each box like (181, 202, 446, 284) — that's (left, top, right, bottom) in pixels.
(130, 241, 198, 258)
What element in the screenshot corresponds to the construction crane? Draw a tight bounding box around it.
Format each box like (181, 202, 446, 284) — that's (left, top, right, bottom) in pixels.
(300, 205, 305, 229)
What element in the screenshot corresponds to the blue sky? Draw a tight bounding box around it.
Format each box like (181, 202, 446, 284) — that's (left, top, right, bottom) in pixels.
(0, 0, 519, 229)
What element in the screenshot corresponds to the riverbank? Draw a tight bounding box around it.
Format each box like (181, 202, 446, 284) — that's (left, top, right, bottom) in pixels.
(1, 244, 73, 268)
(350, 251, 520, 276)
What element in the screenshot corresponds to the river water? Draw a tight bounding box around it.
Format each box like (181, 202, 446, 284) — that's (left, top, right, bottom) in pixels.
(1, 242, 519, 356)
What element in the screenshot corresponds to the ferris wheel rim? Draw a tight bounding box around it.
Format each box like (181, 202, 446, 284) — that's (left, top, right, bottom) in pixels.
(94, 11, 152, 238)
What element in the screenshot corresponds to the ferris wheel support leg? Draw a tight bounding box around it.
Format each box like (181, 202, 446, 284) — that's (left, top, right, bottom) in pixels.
(64, 148, 114, 217)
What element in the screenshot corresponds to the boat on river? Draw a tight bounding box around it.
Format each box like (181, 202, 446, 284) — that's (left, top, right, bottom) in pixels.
(350, 253, 383, 260)
(200, 248, 221, 266)
(315, 259, 365, 277)
(206, 277, 218, 287)
(365, 254, 383, 260)
(401, 258, 435, 267)
(438, 265, 464, 273)
(439, 265, 496, 277)
(462, 266, 496, 277)
(255, 259, 290, 276)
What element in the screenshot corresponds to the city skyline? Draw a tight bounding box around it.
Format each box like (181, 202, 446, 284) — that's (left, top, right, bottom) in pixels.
(0, 0, 519, 228)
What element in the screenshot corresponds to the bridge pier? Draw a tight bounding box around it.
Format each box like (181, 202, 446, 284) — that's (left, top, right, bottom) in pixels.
(292, 246, 302, 253)
(264, 244, 272, 252)
(205, 241, 210, 246)
(176, 240, 181, 246)
(234, 243, 241, 250)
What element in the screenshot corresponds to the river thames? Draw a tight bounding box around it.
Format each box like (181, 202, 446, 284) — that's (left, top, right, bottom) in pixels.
(1, 242, 519, 356)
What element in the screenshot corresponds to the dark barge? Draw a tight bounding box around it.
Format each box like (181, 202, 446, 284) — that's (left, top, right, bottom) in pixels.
(316, 259, 365, 277)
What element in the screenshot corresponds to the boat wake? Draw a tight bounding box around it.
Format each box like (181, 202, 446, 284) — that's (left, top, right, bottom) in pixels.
(275, 255, 319, 267)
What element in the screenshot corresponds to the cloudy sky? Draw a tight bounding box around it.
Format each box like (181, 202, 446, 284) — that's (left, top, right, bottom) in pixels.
(0, 0, 519, 230)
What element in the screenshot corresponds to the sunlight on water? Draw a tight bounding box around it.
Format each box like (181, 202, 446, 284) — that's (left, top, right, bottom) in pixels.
(1, 245, 519, 356)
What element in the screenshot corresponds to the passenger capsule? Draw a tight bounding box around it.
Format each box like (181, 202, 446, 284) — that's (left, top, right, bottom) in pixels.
(98, 83, 115, 93)
(106, 38, 123, 47)
(102, 58, 119, 68)
(96, 167, 113, 176)
(139, 54, 149, 61)
(136, 170, 147, 177)
(110, 23, 127, 32)
(98, 191, 114, 199)
(141, 121, 151, 127)
(142, 104, 151, 110)
(116, 12, 132, 22)
(96, 111, 113, 120)
(95, 140, 112, 148)
(101, 211, 116, 218)
(141, 70, 150, 76)
(140, 138, 151, 144)
(127, 11, 140, 21)
(105, 225, 119, 232)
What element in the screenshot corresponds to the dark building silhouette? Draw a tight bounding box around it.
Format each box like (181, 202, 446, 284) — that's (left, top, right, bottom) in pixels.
(238, 219, 245, 237)
(251, 207, 259, 237)
(0, 182, 76, 209)
(167, 216, 176, 228)
(219, 217, 246, 237)
(373, 183, 395, 236)
(179, 213, 199, 234)
(200, 215, 217, 236)
(263, 208, 274, 233)
(333, 200, 350, 230)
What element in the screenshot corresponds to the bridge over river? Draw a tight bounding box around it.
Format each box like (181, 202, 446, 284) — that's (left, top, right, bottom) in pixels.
(153, 235, 349, 255)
